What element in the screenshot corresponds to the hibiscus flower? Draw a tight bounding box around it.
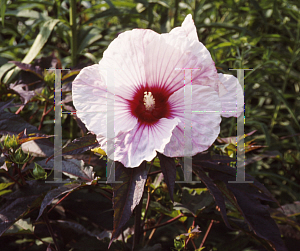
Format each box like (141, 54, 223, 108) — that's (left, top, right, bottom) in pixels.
(72, 14, 243, 168)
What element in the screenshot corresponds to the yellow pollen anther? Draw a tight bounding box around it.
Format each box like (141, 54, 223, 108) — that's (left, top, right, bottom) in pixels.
(143, 91, 155, 111)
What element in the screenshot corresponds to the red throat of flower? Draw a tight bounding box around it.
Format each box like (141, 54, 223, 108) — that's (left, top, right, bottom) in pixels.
(130, 86, 172, 125)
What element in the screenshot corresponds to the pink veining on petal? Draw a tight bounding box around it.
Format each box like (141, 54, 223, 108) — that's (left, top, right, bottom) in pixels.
(72, 14, 235, 168)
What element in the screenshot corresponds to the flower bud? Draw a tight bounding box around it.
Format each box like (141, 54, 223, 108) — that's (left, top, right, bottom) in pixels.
(32, 162, 47, 180)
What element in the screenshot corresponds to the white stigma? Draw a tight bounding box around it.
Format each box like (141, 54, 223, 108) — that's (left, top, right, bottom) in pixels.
(143, 91, 155, 111)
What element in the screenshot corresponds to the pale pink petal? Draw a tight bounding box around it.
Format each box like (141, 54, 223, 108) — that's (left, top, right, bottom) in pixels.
(72, 64, 137, 138)
(97, 118, 180, 168)
(99, 29, 160, 100)
(144, 30, 227, 97)
(163, 85, 222, 157)
(218, 73, 244, 118)
(170, 14, 199, 42)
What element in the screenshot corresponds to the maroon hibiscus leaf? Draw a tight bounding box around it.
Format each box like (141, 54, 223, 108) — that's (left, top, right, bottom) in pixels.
(193, 154, 278, 205)
(36, 183, 82, 220)
(0, 181, 52, 236)
(194, 154, 287, 251)
(109, 161, 147, 246)
(27, 158, 95, 182)
(46, 134, 99, 163)
(192, 166, 233, 230)
(9, 81, 37, 105)
(193, 151, 234, 164)
(0, 103, 39, 134)
(227, 183, 287, 251)
(10, 61, 44, 79)
(208, 168, 287, 251)
(157, 153, 176, 202)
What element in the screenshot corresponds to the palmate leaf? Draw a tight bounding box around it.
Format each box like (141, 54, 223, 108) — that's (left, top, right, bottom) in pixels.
(192, 153, 287, 251)
(109, 161, 148, 246)
(54, 220, 110, 240)
(36, 183, 82, 220)
(0, 181, 52, 236)
(28, 158, 95, 182)
(46, 134, 99, 163)
(157, 153, 176, 202)
(9, 82, 37, 105)
(0, 102, 39, 134)
(9, 61, 44, 79)
(193, 167, 233, 230)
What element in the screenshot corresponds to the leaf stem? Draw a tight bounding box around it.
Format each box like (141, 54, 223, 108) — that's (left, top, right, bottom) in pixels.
(16, 164, 26, 185)
(47, 191, 73, 214)
(145, 214, 164, 246)
(144, 213, 184, 231)
(43, 213, 60, 251)
(148, 170, 162, 176)
(38, 102, 48, 131)
(6, 171, 22, 186)
(199, 220, 214, 249)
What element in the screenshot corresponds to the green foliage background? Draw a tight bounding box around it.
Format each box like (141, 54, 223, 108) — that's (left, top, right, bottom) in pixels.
(0, 0, 299, 250)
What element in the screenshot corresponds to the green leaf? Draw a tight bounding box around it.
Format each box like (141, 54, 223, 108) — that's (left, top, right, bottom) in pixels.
(264, 81, 300, 130)
(148, 201, 173, 217)
(22, 19, 60, 64)
(110, 161, 147, 245)
(0, 0, 7, 27)
(77, 27, 103, 54)
(0, 63, 14, 82)
(0, 182, 14, 191)
(5, 9, 47, 20)
(0, 189, 12, 196)
(174, 187, 213, 216)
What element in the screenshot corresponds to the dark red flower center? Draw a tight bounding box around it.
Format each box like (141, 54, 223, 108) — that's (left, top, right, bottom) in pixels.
(129, 85, 172, 125)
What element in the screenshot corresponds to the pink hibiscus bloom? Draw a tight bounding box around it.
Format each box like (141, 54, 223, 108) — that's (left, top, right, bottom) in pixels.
(72, 15, 243, 168)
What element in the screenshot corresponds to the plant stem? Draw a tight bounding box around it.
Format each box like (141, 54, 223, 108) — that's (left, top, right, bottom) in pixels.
(6, 171, 22, 186)
(47, 191, 72, 214)
(16, 164, 26, 185)
(43, 213, 60, 251)
(132, 199, 143, 251)
(199, 220, 214, 249)
(145, 214, 164, 246)
(70, 0, 77, 66)
(144, 213, 184, 231)
(148, 170, 162, 176)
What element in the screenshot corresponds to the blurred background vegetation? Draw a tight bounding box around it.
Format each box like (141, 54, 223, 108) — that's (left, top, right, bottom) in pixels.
(0, 0, 299, 250)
